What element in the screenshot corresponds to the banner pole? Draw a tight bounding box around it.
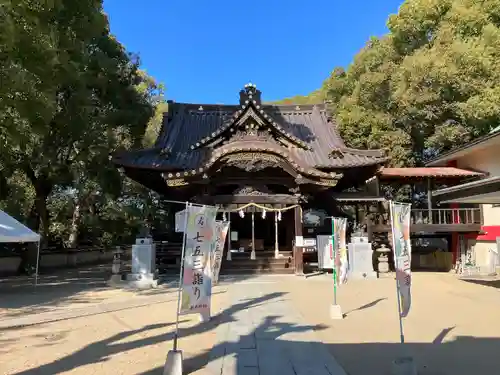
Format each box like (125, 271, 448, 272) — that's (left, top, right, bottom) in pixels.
(173, 201, 190, 351)
(389, 201, 405, 344)
(330, 217, 337, 305)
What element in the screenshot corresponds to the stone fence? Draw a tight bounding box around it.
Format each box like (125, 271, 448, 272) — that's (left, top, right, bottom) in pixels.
(0, 246, 131, 276)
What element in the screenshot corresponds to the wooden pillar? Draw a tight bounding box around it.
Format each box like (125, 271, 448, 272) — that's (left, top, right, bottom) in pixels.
(427, 177, 433, 224)
(251, 211, 256, 260)
(226, 211, 232, 261)
(367, 219, 373, 242)
(293, 206, 304, 275)
(375, 176, 381, 196)
(274, 211, 279, 259)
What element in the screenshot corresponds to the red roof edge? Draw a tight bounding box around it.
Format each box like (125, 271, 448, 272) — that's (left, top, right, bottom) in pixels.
(378, 167, 484, 179)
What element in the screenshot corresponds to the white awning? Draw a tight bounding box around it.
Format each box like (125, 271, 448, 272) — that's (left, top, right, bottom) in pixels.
(0, 210, 41, 243)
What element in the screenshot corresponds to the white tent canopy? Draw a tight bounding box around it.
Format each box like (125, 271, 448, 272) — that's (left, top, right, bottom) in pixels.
(0, 210, 42, 287)
(0, 209, 40, 243)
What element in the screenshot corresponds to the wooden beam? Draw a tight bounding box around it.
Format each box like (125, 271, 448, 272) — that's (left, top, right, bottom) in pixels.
(293, 206, 304, 275)
(205, 176, 296, 186)
(371, 223, 481, 233)
(208, 194, 299, 204)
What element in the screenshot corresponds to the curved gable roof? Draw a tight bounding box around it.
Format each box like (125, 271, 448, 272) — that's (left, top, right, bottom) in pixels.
(114, 85, 387, 171)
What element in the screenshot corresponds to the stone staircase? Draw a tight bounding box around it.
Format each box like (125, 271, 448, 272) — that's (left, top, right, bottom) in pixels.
(155, 243, 294, 276)
(220, 251, 294, 275)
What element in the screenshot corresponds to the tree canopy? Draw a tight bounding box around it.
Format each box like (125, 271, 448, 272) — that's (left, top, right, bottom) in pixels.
(3, 0, 500, 257)
(276, 0, 500, 167)
(0, 1, 167, 249)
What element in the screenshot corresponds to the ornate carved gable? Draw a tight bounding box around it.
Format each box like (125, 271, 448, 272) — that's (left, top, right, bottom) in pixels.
(189, 84, 309, 151)
(221, 119, 284, 148)
(233, 185, 272, 196)
(220, 152, 297, 175)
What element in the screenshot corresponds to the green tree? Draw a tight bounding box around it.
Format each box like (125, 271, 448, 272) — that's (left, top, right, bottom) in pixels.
(137, 70, 168, 147)
(281, 0, 500, 167)
(0, 1, 153, 245)
(64, 70, 166, 248)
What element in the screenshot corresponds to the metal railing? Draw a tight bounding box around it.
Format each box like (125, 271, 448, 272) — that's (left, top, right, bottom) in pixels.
(411, 208, 481, 225)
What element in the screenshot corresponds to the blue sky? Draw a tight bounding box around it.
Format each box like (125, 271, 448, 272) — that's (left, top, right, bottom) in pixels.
(104, 0, 403, 104)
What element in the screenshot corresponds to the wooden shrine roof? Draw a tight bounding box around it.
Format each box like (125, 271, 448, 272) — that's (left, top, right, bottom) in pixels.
(114, 84, 387, 176)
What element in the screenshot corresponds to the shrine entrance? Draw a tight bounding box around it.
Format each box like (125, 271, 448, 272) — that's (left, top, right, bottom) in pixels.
(203, 184, 301, 262)
(220, 204, 296, 259)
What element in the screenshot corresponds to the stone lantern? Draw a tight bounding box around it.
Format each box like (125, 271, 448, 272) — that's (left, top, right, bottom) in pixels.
(377, 244, 391, 277)
(112, 246, 123, 275)
(108, 246, 124, 286)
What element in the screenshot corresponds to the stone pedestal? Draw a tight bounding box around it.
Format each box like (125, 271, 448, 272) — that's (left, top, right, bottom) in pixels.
(348, 241, 377, 280)
(126, 273, 158, 289)
(126, 238, 158, 289)
(163, 349, 183, 375)
(250, 249, 256, 260)
(329, 304, 343, 320)
(107, 274, 123, 286)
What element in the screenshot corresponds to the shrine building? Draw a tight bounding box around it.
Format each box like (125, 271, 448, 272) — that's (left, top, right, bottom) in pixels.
(113, 84, 388, 274)
(114, 83, 499, 276)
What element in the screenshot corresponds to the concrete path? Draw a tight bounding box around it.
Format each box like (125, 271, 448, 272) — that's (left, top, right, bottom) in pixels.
(204, 282, 347, 375)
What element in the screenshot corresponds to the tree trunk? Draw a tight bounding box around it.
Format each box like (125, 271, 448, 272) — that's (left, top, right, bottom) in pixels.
(67, 200, 81, 248)
(34, 190, 50, 248)
(27, 201, 40, 233)
(24, 167, 52, 248)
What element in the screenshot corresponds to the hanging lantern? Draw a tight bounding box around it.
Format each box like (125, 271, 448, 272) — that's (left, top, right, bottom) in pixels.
(239, 209, 245, 218)
(277, 211, 282, 221)
(262, 209, 266, 219)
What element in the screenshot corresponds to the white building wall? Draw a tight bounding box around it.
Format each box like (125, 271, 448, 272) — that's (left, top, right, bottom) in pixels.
(455, 146, 500, 176)
(455, 144, 500, 271)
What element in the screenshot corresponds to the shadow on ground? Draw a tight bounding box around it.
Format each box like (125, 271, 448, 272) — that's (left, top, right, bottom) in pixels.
(139, 328, 500, 375)
(343, 297, 386, 317)
(8, 291, 288, 375)
(0, 264, 257, 319)
(6, 286, 500, 375)
(461, 278, 500, 289)
(325, 336, 500, 375)
(0, 265, 115, 317)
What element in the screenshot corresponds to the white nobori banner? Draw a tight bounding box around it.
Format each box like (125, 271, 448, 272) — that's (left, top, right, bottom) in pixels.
(211, 221, 229, 284)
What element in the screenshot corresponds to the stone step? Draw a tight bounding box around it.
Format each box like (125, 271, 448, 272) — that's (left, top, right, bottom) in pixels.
(223, 260, 292, 270)
(157, 267, 295, 275)
(222, 265, 292, 272)
(223, 256, 292, 263)
(221, 268, 295, 275)
(229, 250, 293, 257)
